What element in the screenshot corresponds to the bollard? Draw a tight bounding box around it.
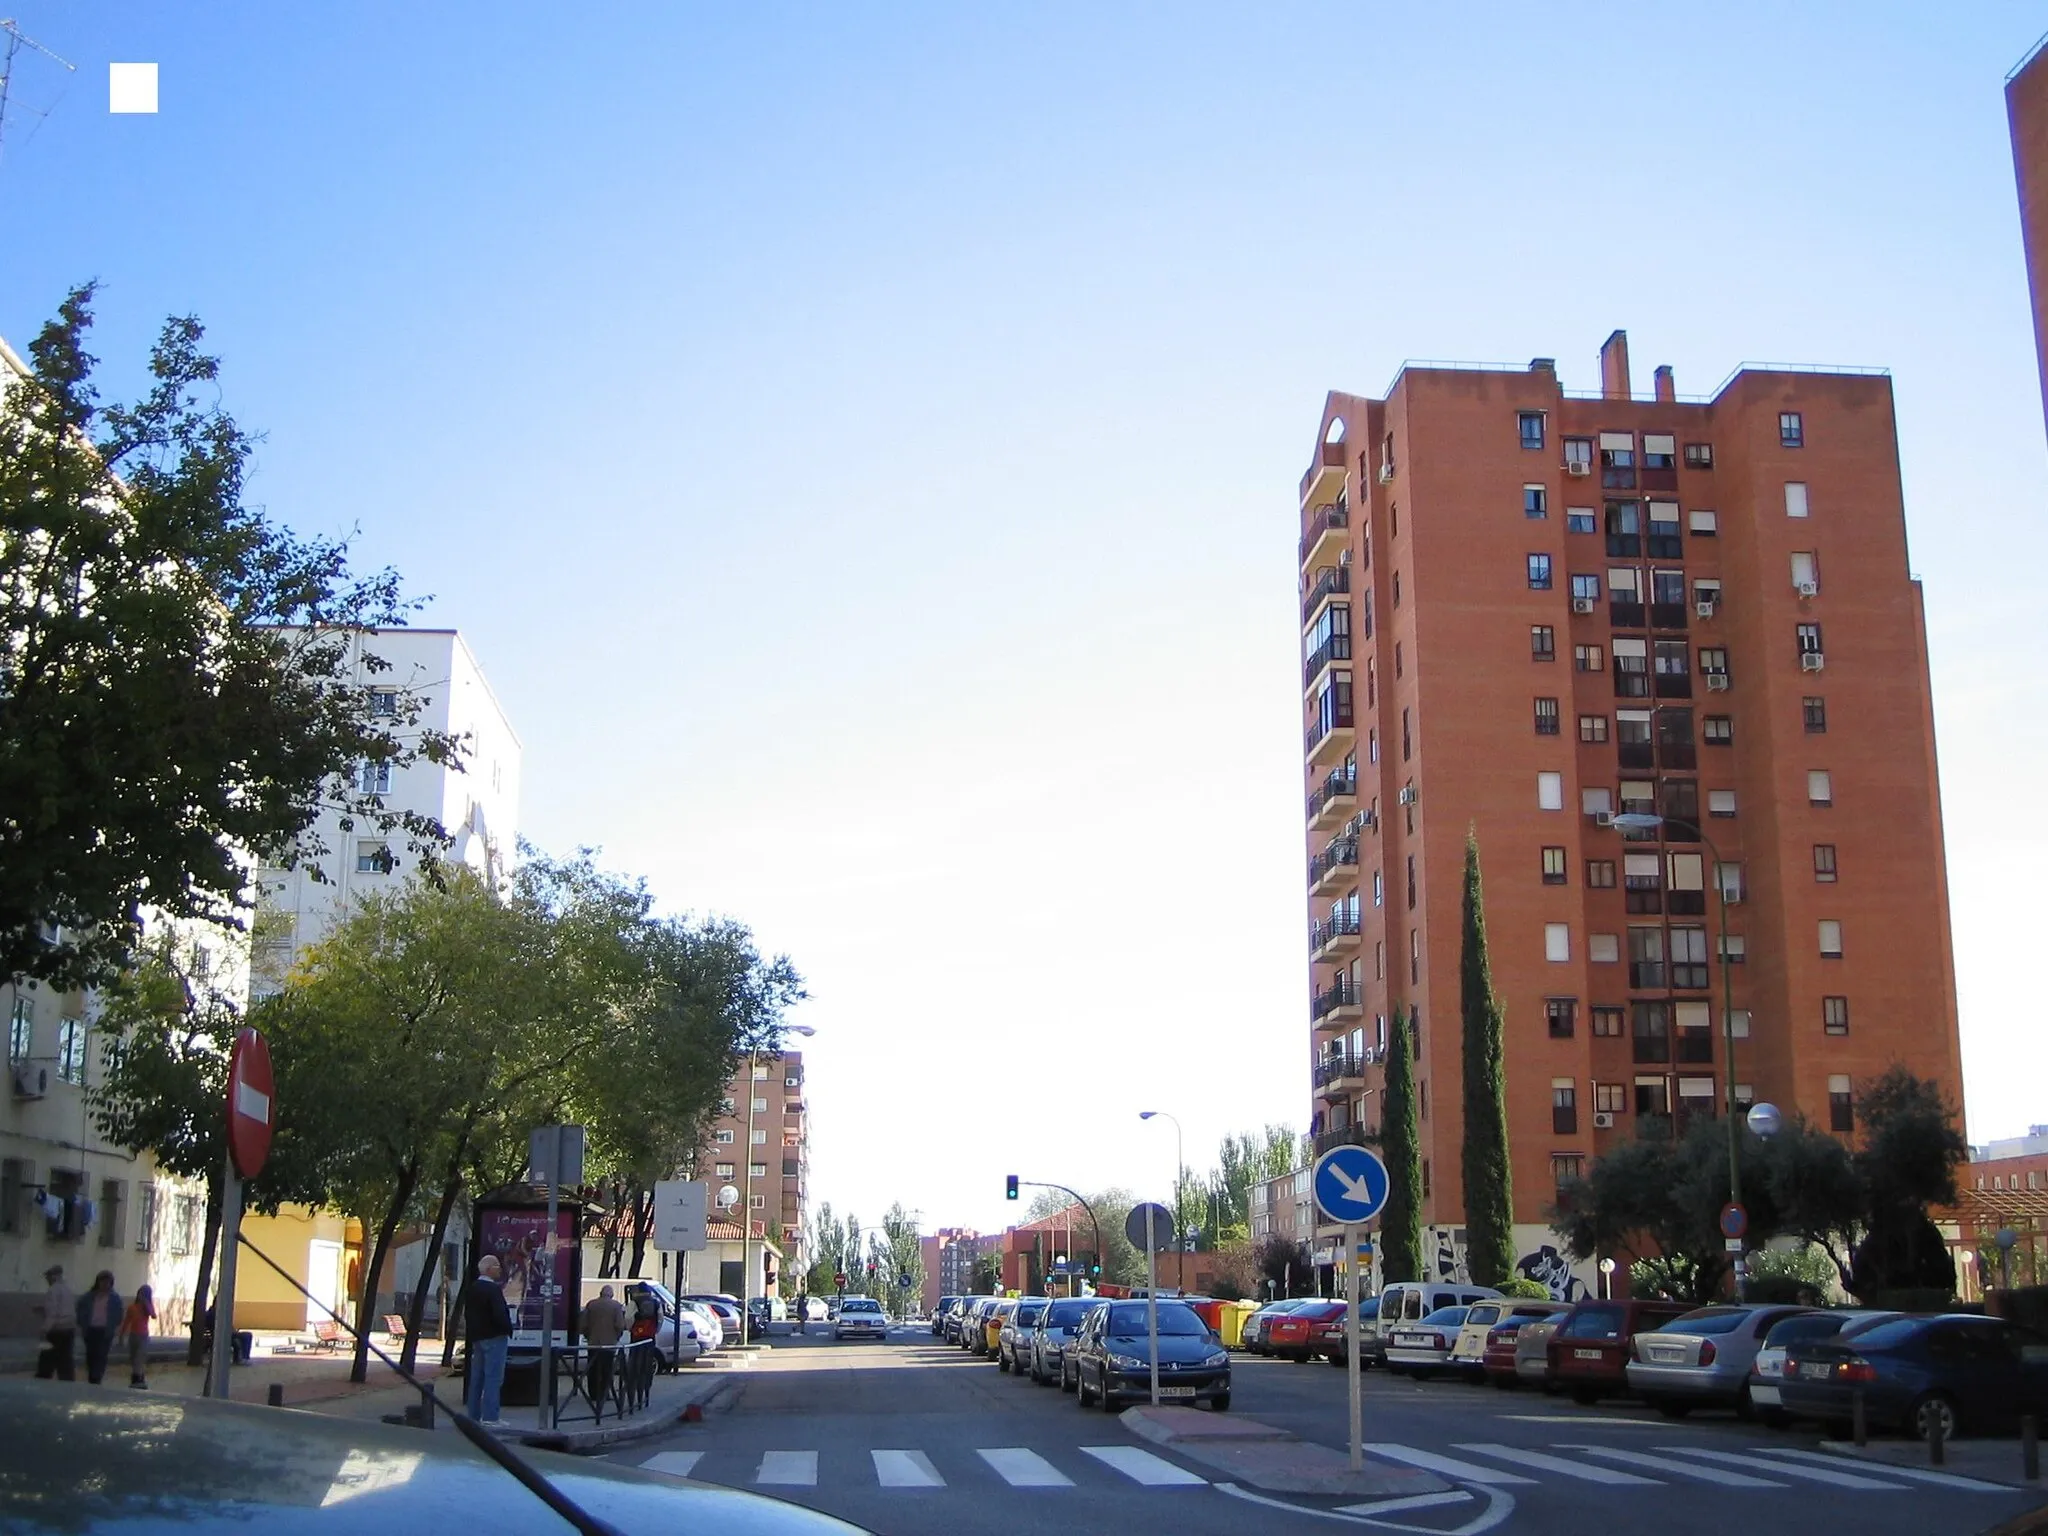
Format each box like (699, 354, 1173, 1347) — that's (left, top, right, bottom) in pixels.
(1852, 1390, 1866, 1447)
(1929, 1410, 1947, 1467)
(266, 1383, 284, 1408)
(417, 1382, 436, 1430)
(2024, 1415, 2039, 1482)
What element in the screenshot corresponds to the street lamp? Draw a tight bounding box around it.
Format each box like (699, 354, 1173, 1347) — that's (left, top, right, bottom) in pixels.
(1599, 1257, 1616, 1301)
(1609, 811, 1745, 1293)
(1139, 1110, 1186, 1291)
(742, 1025, 816, 1330)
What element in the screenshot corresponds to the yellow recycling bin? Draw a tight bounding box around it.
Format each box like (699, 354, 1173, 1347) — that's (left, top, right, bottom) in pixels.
(1219, 1299, 1260, 1349)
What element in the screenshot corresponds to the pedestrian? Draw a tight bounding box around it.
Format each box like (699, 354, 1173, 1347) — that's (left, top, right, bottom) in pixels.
(579, 1284, 627, 1417)
(795, 1289, 808, 1335)
(33, 1265, 76, 1381)
(78, 1270, 123, 1386)
(627, 1284, 662, 1402)
(463, 1254, 514, 1425)
(116, 1283, 157, 1387)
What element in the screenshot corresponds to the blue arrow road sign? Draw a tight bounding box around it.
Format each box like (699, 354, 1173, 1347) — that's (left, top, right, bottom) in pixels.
(1313, 1144, 1391, 1226)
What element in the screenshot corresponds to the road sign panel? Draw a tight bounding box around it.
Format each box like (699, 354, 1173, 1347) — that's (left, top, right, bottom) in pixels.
(225, 1029, 274, 1179)
(651, 1179, 708, 1251)
(1720, 1202, 1747, 1239)
(1313, 1144, 1391, 1225)
(1125, 1202, 1175, 1253)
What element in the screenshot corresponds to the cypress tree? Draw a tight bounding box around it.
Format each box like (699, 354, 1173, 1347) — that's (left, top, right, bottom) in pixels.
(1378, 1005, 1424, 1283)
(1460, 829, 1516, 1285)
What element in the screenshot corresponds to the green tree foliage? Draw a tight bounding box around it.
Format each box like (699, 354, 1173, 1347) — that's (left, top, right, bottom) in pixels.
(1253, 1233, 1310, 1298)
(1458, 832, 1514, 1286)
(1185, 1124, 1299, 1249)
(0, 287, 455, 991)
(870, 1205, 927, 1319)
(1376, 1006, 1424, 1283)
(1850, 1067, 1966, 1299)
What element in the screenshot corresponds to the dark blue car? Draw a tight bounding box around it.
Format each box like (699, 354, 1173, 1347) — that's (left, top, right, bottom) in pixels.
(1778, 1314, 2048, 1441)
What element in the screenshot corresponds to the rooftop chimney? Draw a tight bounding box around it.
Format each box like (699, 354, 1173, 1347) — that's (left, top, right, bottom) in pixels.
(1599, 330, 1632, 400)
(1529, 357, 1556, 374)
(1653, 365, 1675, 403)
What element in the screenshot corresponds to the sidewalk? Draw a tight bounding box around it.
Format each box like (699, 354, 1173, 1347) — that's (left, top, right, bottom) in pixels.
(1121, 1404, 1449, 1500)
(1821, 1434, 2047, 1490)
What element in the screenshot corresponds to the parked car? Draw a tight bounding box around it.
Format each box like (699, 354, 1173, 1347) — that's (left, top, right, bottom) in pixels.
(1266, 1299, 1347, 1362)
(1384, 1305, 1471, 1379)
(997, 1298, 1047, 1374)
(1779, 1314, 2048, 1441)
(1067, 1300, 1231, 1411)
(1368, 1283, 1502, 1367)
(1514, 1313, 1567, 1390)
(1317, 1298, 1377, 1367)
(982, 1299, 1019, 1358)
(1241, 1299, 1311, 1355)
(931, 1296, 960, 1337)
(962, 1298, 1000, 1355)
(1625, 1304, 1816, 1418)
(1547, 1299, 1695, 1405)
(1467, 1299, 1569, 1385)
(586, 1279, 703, 1369)
(1030, 1296, 1096, 1386)
(683, 1293, 746, 1344)
(833, 1295, 888, 1341)
(676, 1298, 727, 1352)
(1748, 1311, 1897, 1424)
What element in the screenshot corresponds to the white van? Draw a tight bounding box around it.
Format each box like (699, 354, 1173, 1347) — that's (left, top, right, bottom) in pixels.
(1362, 1281, 1501, 1367)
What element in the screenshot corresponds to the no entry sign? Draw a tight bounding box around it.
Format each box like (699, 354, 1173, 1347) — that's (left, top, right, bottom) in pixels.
(226, 1029, 275, 1179)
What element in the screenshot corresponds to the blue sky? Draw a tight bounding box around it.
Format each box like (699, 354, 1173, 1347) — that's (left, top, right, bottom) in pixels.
(5, 3, 2044, 1239)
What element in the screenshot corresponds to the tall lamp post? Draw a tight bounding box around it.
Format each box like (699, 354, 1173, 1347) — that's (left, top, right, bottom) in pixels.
(1139, 1110, 1186, 1291)
(1610, 812, 1744, 1288)
(742, 1025, 816, 1330)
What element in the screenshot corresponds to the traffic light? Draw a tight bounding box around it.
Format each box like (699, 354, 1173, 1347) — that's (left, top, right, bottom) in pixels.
(1005, 1174, 1019, 1201)
(1089, 1263, 1101, 1277)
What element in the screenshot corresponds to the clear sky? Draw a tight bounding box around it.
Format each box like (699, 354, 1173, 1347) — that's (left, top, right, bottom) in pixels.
(4, 3, 2044, 1241)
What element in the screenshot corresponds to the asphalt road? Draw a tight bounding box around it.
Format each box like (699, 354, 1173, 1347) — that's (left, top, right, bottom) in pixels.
(607, 1324, 2048, 1536)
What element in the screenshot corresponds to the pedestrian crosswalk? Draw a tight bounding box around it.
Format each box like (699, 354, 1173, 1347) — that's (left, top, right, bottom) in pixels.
(635, 1438, 2023, 1497)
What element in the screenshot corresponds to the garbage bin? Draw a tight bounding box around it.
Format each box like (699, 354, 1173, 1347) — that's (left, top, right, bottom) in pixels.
(234, 1330, 254, 1365)
(1219, 1301, 1259, 1350)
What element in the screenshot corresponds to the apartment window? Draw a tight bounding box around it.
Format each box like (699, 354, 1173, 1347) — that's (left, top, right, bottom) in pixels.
(1632, 1002, 1670, 1063)
(1567, 507, 1597, 534)
(1613, 639, 1648, 697)
(1605, 499, 1642, 554)
(1410, 929, 1420, 985)
(1586, 859, 1616, 888)
(1813, 843, 1838, 882)
(1405, 854, 1417, 910)
(1595, 1082, 1628, 1114)
(1577, 643, 1606, 673)
(1729, 1008, 1751, 1038)
(1369, 729, 1378, 764)
(1588, 933, 1620, 964)
(370, 690, 398, 717)
(1583, 786, 1613, 818)
(1779, 412, 1804, 448)
(1828, 1074, 1854, 1132)
(1541, 846, 1568, 885)
(1524, 485, 1548, 519)
(1688, 508, 1718, 535)
(1570, 574, 1601, 606)
(1537, 771, 1564, 811)
(752, 1096, 768, 1113)
(1647, 504, 1682, 558)
(1622, 851, 1662, 913)
(1546, 999, 1577, 1039)
(1684, 443, 1714, 469)
(1808, 769, 1833, 807)
(1791, 550, 1819, 592)
(1634, 1076, 1670, 1119)
(169, 1194, 197, 1255)
(1823, 996, 1850, 1036)
(1552, 1080, 1579, 1133)
(1383, 433, 1396, 480)
(1534, 697, 1560, 735)
(750, 1162, 769, 1178)
(1716, 933, 1747, 964)
(1401, 709, 1412, 761)
(1591, 1006, 1624, 1038)
(1628, 926, 1665, 988)
(1671, 925, 1710, 988)
(1703, 714, 1733, 746)
(1600, 433, 1636, 489)
(1652, 640, 1690, 694)
(1607, 563, 1641, 623)
(1527, 553, 1553, 590)
(1803, 696, 1827, 733)
(1531, 626, 1556, 661)
(1405, 789, 1416, 836)
(719, 1096, 736, 1114)
(1707, 788, 1736, 817)
(1422, 1158, 1431, 1197)
(751, 1127, 768, 1144)
(1796, 622, 1823, 659)
(1374, 941, 1384, 979)
(1698, 647, 1728, 683)
(57, 1018, 86, 1085)
(1644, 434, 1676, 471)
(1362, 590, 1374, 638)
(714, 1128, 735, 1144)
(355, 841, 393, 874)
(1715, 861, 1745, 903)
(715, 1162, 735, 1178)
(1818, 920, 1843, 958)
(1393, 570, 1401, 606)
(1373, 869, 1384, 907)
(98, 1179, 125, 1249)
(1785, 482, 1809, 518)
(134, 1183, 158, 1252)
(1578, 713, 1609, 744)
(1544, 923, 1571, 962)
(1564, 437, 1593, 473)
(748, 1193, 766, 1210)
(8, 999, 29, 1061)
(355, 759, 392, 795)
(1519, 412, 1547, 450)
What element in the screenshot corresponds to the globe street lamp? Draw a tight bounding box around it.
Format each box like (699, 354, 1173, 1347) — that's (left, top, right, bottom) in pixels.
(1139, 1110, 1186, 1291)
(742, 1025, 816, 1331)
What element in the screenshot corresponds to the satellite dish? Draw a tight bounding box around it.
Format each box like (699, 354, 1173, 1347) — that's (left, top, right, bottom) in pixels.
(717, 1184, 740, 1210)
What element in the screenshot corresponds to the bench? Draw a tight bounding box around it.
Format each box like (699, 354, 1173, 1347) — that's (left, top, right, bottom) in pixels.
(382, 1314, 410, 1341)
(311, 1321, 345, 1351)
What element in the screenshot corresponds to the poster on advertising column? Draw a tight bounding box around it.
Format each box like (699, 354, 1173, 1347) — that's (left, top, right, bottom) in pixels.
(476, 1204, 580, 1344)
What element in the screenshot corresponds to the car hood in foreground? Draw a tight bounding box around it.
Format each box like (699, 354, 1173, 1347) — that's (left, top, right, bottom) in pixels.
(1101, 1334, 1222, 1364)
(0, 1382, 866, 1535)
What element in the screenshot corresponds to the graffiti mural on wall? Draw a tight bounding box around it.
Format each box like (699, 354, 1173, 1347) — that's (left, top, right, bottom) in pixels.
(1428, 1226, 1468, 1284)
(1515, 1243, 1588, 1301)
(1419, 1226, 1589, 1300)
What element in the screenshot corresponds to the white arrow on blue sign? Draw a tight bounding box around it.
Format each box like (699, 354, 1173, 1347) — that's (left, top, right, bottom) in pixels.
(1313, 1144, 1391, 1226)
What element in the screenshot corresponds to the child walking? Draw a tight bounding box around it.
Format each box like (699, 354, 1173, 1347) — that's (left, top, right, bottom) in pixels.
(116, 1283, 156, 1388)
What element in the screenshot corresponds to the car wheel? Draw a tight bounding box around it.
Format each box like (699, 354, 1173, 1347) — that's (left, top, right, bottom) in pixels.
(1570, 1388, 1599, 1406)
(1734, 1383, 1756, 1422)
(1327, 1350, 1346, 1369)
(1760, 1409, 1792, 1430)
(1911, 1393, 1959, 1444)
(1211, 1391, 1230, 1412)
(1062, 1363, 1076, 1394)
(1411, 1368, 1434, 1383)
(1491, 1375, 1514, 1391)
(1077, 1369, 1096, 1408)
(997, 1352, 1010, 1374)
(1654, 1400, 1692, 1420)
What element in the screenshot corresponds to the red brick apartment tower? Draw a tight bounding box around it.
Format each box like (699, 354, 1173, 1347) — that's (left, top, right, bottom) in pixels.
(2010, 34, 2048, 443)
(1297, 333, 1962, 1294)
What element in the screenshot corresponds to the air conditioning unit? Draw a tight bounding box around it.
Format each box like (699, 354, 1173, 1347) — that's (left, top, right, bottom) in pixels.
(1565, 461, 1592, 477)
(1593, 1111, 1617, 1130)
(1398, 785, 1417, 806)
(1705, 674, 1730, 691)
(1695, 600, 1717, 619)
(1593, 810, 1614, 826)
(10, 1062, 47, 1099)
(1797, 581, 1819, 598)
(1378, 461, 1396, 484)
(1800, 653, 1826, 672)
(1572, 598, 1595, 614)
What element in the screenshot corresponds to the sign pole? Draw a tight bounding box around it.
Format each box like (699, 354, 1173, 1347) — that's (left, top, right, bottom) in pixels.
(539, 1126, 558, 1433)
(1144, 1205, 1160, 1407)
(207, 1156, 242, 1399)
(1345, 1221, 1362, 1471)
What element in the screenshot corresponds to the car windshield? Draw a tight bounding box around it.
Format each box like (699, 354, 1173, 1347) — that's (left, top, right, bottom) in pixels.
(1653, 1307, 1754, 1337)
(1107, 1303, 1207, 1337)
(1559, 1304, 1625, 1340)
(1045, 1301, 1091, 1327)
(1015, 1302, 1047, 1326)
(843, 1300, 880, 1314)
(1765, 1313, 1857, 1346)
(1418, 1307, 1468, 1328)
(1466, 1304, 1502, 1326)
(1838, 1317, 1936, 1352)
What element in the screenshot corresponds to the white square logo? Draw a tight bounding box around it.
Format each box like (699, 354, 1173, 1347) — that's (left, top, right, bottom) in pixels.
(109, 63, 158, 115)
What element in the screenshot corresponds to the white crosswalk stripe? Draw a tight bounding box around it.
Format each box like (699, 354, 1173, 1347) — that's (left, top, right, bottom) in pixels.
(871, 1449, 945, 1487)
(1079, 1445, 1207, 1486)
(1758, 1447, 2017, 1492)
(1364, 1444, 1536, 1485)
(1656, 1446, 1907, 1490)
(977, 1447, 1073, 1487)
(638, 1450, 702, 1479)
(1453, 1442, 1660, 1485)
(756, 1450, 818, 1486)
(1563, 1445, 1788, 1487)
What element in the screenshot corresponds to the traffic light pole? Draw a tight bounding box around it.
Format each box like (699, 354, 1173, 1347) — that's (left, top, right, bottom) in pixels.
(1016, 1181, 1105, 1286)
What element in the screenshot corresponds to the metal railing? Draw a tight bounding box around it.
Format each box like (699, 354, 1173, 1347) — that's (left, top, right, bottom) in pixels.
(1313, 1125, 1368, 1155)
(1298, 504, 1349, 564)
(1306, 768, 1357, 821)
(1313, 1053, 1365, 1089)
(550, 1338, 662, 1426)
(1308, 838, 1359, 886)
(1301, 565, 1350, 620)
(1310, 911, 1363, 951)
(1310, 979, 1361, 1020)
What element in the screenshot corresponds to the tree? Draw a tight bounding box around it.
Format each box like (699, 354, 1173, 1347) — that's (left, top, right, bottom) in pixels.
(1850, 1067, 1966, 1300)
(0, 287, 455, 991)
(871, 1205, 926, 1319)
(1458, 831, 1514, 1286)
(1376, 1005, 1424, 1283)
(1252, 1233, 1307, 1298)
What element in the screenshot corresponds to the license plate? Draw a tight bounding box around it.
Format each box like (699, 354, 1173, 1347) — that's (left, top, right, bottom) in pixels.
(1575, 1349, 1603, 1360)
(1158, 1387, 1196, 1400)
(1751, 1385, 1780, 1406)
(1801, 1361, 1833, 1379)
(1647, 1347, 1682, 1362)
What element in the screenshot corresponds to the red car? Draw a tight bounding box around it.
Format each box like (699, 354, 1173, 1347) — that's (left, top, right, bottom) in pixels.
(1266, 1299, 1347, 1362)
(1481, 1300, 1570, 1387)
(1548, 1299, 1695, 1404)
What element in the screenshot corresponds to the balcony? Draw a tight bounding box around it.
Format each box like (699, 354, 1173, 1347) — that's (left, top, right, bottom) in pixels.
(1299, 503, 1349, 569)
(1609, 600, 1646, 629)
(1313, 1124, 1368, 1156)
(1650, 603, 1689, 631)
(1310, 909, 1363, 960)
(1306, 767, 1358, 829)
(1302, 564, 1350, 623)
(1305, 708, 1356, 766)
(1300, 438, 1346, 509)
(1307, 837, 1359, 895)
(1617, 741, 1655, 771)
(1303, 632, 1353, 690)
(1310, 978, 1363, 1023)
(1313, 1052, 1367, 1092)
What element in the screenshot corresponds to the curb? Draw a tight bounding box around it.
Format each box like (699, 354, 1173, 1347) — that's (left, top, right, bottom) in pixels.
(1120, 1405, 1448, 1500)
(516, 1369, 744, 1455)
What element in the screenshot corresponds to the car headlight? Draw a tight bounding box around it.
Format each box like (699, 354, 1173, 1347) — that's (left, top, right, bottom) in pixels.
(1205, 1352, 1229, 1368)
(1108, 1353, 1146, 1370)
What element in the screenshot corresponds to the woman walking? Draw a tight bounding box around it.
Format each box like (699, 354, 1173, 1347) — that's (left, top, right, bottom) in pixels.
(116, 1283, 156, 1387)
(78, 1271, 122, 1386)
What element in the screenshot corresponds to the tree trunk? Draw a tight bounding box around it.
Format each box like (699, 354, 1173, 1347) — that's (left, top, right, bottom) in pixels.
(186, 1172, 224, 1366)
(443, 1213, 477, 1371)
(351, 1160, 418, 1384)
(402, 1163, 464, 1375)
(625, 1184, 653, 1280)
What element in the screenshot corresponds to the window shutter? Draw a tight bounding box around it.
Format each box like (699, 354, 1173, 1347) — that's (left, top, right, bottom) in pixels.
(1785, 482, 1809, 517)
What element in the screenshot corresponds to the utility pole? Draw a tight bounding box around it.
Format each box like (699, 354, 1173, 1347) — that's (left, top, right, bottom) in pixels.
(0, 19, 75, 169)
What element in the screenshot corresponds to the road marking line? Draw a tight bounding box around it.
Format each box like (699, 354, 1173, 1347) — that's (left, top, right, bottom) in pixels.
(1079, 1445, 1207, 1486)
(1453, 1443, 1660, 1484)
(638, 1450, 702, 1478)
(1563, 1445, 1786, 1487)
(871, 1449, 945, 1487)
(1655, 1446, 1905, 1490)
(1759, 1448, 2020, 1492)
(1333, 1491, 1476, 1515)
(977, 1447, 1073, 1487)
(756, 1450, 818, 1486)
(1499, 1413, 1655, 1426)
(1364, 1444, 1536, 1485)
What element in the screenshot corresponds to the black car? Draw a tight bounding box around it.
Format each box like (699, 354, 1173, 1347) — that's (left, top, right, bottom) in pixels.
(1779, 1313, 2048, 1441)
(1066, 1299, 1231, 1411)
(931, 1296, 960, 1337)
(940, 1296, 973, 1343)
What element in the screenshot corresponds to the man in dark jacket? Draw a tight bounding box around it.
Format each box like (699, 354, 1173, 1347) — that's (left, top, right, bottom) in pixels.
(463, 1255, 514, 1423)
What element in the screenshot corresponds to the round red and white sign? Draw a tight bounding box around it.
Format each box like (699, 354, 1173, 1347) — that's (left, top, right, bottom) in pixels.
(226, 1028, 275, 1179)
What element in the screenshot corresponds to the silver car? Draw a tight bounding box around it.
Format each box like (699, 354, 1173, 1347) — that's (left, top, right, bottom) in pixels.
(1514, 1314, 1565, 1389)
(1029, 1296, 1096, 1386)
(1625, 1304, 1815, 1416)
